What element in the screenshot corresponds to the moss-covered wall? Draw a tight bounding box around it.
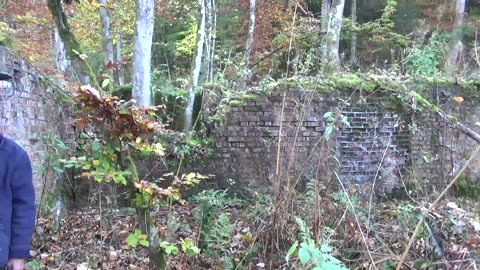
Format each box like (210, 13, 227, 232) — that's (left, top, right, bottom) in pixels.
(209, 84, 480, 195)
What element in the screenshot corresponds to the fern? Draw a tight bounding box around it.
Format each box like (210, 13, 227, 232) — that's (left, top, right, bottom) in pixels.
(295, 216, 311, 243)
(304, 178, 317, 203)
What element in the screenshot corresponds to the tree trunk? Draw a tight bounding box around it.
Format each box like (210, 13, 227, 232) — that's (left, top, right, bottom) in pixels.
(447, 0, 466, 73)
(320, 0, 331, 62)
(114, 0, 125, 85)
(320, 0, 331, 34)
(116, 29, 125, 85)
(244, 0, 256, 66)
(208, 0, 216, 82)
(47, 0, 99, 87)
(137, 207, 167, 270)
(322, 0, 345, 70)
(350, 0, 357, 66)
(239, 0, 256, 88)
(203, 0, 216, 83)
(52, 26, 69, 80)
(97, 0, 115, 84)
(132, 0, 155, 107)
(126, 156, 167, 270)
(184, 0, 206, 131)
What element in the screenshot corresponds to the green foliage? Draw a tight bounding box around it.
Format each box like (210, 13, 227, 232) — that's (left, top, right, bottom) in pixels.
(343, 0, 409, 48)
(132, 172, 207, 208)
(405, 32, 448, 76)
(152, 70, 188, 105)
(34, 134, 70, 215)
(0, 22, 16, 48)
(453, 177, 480, 200)
(191, 190, 243, 264)
(286, 217, 348, 270)
(391, 202, 425, 235)
(175, 22, 198, 58)
(126, 229, 149, 247)
(204, 213, 234, 257)
(25, 259, 41, 270)
(323, 110, 350, 141)
(62, 138, 131, 185)
(180, 238, 201, 256)
(333, 191, 368, 222)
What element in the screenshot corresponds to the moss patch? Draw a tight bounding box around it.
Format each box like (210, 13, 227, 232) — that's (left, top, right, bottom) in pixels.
(453, 176, 480, 200)
(228, 99, 243, 106)
(241, 94, 257, 101)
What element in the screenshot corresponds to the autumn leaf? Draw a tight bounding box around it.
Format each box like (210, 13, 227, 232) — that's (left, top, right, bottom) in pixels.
(453, 96, 464, 104)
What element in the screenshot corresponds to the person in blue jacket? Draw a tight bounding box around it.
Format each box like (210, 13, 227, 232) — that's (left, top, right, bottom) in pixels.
(0, 134, 35, 270)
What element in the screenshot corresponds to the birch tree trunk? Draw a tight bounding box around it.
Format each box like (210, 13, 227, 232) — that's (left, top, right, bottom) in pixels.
(98, 0, 114, 82)
(203, 0, 216, 83)
(184, 0, 206, 131)
(322, 0, 345, 70)
(244, 0, 256, 66)
(447, 0, 466, 73)
(350, 0, 357, 66)
(321, 0, 331, 34)
(132, 0, 154, 107)
(208, 0, 216, 82)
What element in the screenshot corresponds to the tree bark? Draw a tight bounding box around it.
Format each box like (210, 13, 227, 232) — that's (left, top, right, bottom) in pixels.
(126, 156, 167, 270)
(447, 0, 466, 73)
(320, 0, 331, 34)
(97, 0, 115, 83)
(320, 0, 331, 60)
(52, 26, 69, 81)
(244, 0, 256, 66)
(115, 29, 125, 85)
(321, 0, 345, 70)
(132, 0, 155, 107)
(184, 0, 206, 131)
(47, 0, 99, 87)
(114, 0, 125, 85)
(350, 0, 357, 66)
(137, 207, 167, 270)
(203, 0, 216, 83)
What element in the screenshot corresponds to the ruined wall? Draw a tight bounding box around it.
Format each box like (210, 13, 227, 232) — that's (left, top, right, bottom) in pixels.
(407, 89, 480, 192)
(0, 46, 74, 201)
(210, 87, 480, 194)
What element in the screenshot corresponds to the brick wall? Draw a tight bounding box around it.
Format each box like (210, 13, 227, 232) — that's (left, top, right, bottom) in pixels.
(0, 46, 74, 201)
(210, 87, 480, 195)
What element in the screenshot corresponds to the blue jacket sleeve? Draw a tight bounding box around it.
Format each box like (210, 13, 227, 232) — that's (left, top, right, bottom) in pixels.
(9, 152, 35, 259)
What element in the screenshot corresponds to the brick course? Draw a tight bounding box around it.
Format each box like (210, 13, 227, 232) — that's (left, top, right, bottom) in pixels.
(210, 87, 480, 195)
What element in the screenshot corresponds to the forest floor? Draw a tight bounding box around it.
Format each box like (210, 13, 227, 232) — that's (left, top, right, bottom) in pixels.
(29, 193, 480, 270)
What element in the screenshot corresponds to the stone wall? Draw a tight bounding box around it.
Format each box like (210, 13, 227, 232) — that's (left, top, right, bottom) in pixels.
(210, 87, 480, 195)
(0, 46, 74, 201)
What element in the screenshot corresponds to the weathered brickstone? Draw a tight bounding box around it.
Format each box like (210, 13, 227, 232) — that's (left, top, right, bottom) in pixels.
(208, 87, 480, 195)
(0, 46, 75, 202)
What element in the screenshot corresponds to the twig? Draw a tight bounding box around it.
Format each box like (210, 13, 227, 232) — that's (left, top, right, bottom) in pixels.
(475, 30, 480, 68)
(396, 144, 480, 270)
(334, 172, 377, 270)
(367, 137, 391, 237)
